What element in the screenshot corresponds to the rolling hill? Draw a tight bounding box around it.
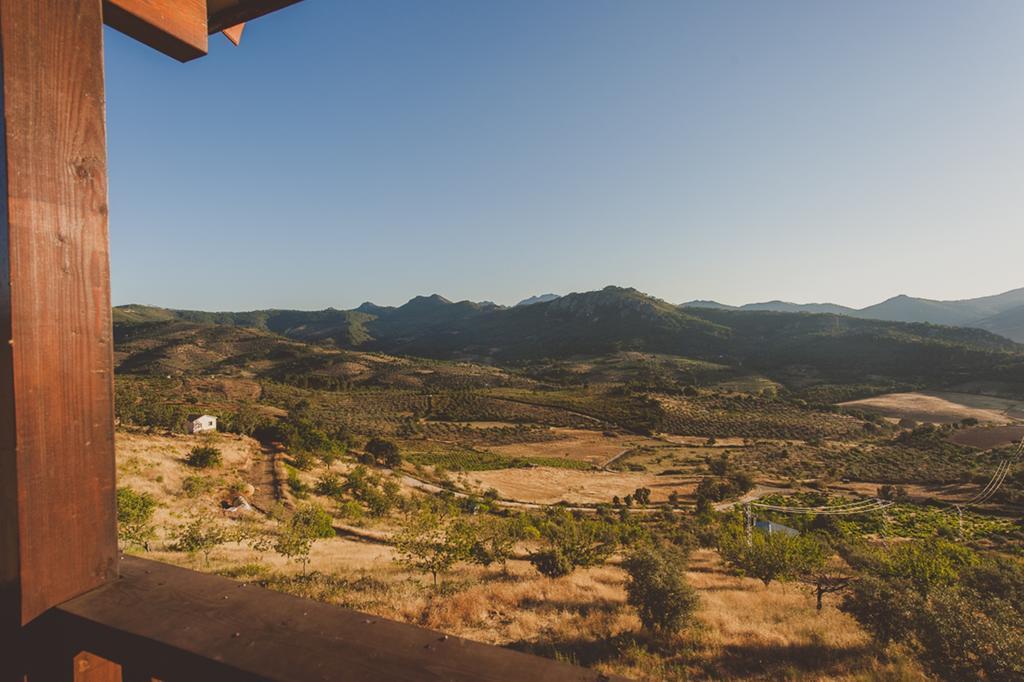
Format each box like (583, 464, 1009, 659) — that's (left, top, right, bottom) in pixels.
(114, 286, 1024, 391)
(681, 287, 1024, 341)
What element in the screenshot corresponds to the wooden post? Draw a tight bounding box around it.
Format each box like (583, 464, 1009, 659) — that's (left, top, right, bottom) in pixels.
(0, 0, 117, 671)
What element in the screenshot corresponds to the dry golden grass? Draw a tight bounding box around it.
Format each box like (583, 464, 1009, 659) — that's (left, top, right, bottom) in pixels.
(465, 466, 699, 504)
(136, 531, 927, 681)
(487, 429, 664, 465)
(116, 429, 263, 529)
(679, 550, 925, 681)
(119, 429, 925, 681)
(840, 391, 1017, 425)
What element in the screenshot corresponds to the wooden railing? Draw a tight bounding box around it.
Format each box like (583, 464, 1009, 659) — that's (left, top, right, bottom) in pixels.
(20, 557, 619, 681)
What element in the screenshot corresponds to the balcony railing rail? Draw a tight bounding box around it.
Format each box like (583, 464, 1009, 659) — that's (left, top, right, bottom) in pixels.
(21, 556, 621, 681)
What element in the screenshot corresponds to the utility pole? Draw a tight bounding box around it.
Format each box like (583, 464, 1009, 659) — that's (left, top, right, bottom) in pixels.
(744, 503, 753, 546)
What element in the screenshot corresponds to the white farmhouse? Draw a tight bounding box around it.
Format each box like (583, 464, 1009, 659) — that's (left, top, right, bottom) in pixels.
(187, 414, 217, 435)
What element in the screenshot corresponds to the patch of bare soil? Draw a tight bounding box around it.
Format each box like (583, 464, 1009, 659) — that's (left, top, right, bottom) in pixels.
(948, 424, 1024, 449)
(840, 391, 1017, 424)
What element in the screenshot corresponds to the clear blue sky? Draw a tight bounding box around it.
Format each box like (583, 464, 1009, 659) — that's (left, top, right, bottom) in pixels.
(104, 1, 1024, 311)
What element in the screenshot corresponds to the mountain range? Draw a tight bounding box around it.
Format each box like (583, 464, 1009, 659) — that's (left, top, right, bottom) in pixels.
(680, 287, 1024, 342)
(115, 286, 1024, 391)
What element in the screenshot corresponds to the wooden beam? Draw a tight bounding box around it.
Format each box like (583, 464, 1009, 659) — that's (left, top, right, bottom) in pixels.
(47, 557, 621, 682)
(0, 0, 117, 650)
(208, 0, 303, 34)
(222, 22, 245, 46)
(103, 0, 208, 62)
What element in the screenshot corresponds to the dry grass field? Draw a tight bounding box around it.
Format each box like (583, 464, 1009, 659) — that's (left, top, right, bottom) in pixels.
(486, 428, 663, 466)
(464, 466, 699, 505)
(840, 391, 1022, 424)
(141, 538, 923, 681)
(111, 427, 972, 680)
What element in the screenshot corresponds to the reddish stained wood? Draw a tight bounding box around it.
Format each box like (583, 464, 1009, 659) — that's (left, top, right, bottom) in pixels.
(103, 0, 208, 62)
(208, 0, 304, 34)
(222, 22, 245, 46)
(49, 556, 621, 682)
(73, 653, 121, 682)
(0, 0, 118, 639)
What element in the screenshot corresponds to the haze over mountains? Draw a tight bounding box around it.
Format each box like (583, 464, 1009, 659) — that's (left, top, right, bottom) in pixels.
(682, 287, 1024, 342)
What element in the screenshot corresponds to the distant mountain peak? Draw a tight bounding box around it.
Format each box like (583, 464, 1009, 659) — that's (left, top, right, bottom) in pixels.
(355, 301, 389, 315)
(516, 293, 560, 307)
(680, 300, 735, 310)
(403, 294, 452, 307)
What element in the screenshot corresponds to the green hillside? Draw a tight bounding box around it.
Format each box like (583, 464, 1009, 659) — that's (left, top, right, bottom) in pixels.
(113, 285, 1024, 392)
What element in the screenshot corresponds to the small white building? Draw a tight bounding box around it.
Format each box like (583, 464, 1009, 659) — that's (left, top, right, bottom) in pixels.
(187, 414, 218, 435)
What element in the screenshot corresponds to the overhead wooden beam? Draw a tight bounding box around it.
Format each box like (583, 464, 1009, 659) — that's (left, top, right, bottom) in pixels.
(0, 0, 118, 651)
(103, 0, 208, 62)
(222, 22, 245, 46)
(208, 0, 303, 34)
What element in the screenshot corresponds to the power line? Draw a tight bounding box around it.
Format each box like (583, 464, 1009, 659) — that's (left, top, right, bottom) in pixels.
(945, 437, 1022, 511)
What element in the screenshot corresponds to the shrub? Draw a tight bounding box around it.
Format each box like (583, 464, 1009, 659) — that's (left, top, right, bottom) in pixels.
(290, 504, 336, 540)
(286, 467, 310, 499)
(116, 487, 157, 550)
(181, 475, 217, 497)
(530, 548, 574, 578)
(624, 546, 699, 635)
(274, 504, 335, 575)
(918, 586, 1024, 680)
(365, 437, 402, 468)
(393, 507, 472, 586)
(529, 510, 619, 576)
(186, 445, 222, 469)
(881, 539, 976, 596)
(171, 511, 230, 565)
(314, 472, 345, 498)
(468, 515, 534, 572)
(841, 575, 921, 644)
(842, 551, 1024, 681)
(718, 524, 827, 587)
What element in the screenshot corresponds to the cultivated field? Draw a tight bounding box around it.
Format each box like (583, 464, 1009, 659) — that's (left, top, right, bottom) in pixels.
(484, 428, 663, 466)
(840, 391, 1023, 424)
(464, 467, 699, 505)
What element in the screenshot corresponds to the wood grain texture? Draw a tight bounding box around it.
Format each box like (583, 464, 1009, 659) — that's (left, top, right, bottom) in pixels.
(0, 0, 118, 632)
(51, 556, 623, 682)
(103, 0, 208, 62)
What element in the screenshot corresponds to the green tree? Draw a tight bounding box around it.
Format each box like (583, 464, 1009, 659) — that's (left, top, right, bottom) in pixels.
(529, 510, 619, 577)
(365, 437, 402, 468)
(116, 487, 157, 550)
(469, 515, 536, 574)
(172, 511, 231, 565)
(290, 503, 336, 540)
(880, 539, 976, 597)
(186, 445, 222, 469)
(394, 507, 472, 587)
(624, 546, 699, 636)
(314, 471, 345, 498)
(273, 504, 335, 576)
(719, 524, 827, 587)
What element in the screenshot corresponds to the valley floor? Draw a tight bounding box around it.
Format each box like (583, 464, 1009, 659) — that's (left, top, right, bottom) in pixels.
(118, 430, 927, 681)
